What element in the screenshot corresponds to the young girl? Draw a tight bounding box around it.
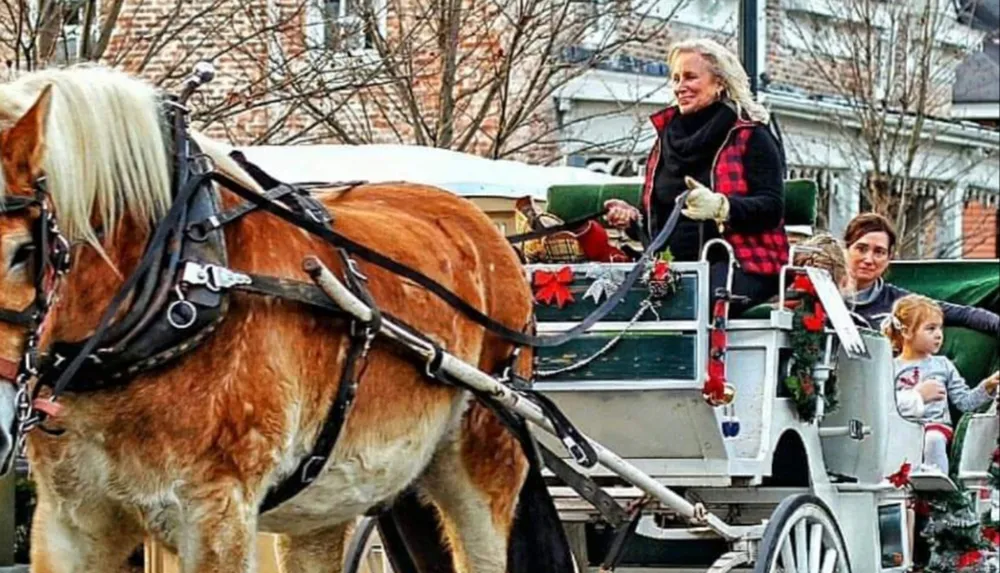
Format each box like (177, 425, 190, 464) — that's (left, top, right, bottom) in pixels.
(883, 294, 999, 474)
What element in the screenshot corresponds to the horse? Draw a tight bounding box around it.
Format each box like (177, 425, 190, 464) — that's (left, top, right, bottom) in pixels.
(0, 65, 571, 573)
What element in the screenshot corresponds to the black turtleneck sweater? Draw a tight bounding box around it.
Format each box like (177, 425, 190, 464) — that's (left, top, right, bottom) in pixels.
(645, 101, 785, 262)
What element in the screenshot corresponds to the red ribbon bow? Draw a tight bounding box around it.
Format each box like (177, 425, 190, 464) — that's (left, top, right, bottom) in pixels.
(651, 261, 671, 282)
(533, 267, 574, 308)
(791, 273, 817, 296)
(802, 302, 828, 332)
(887, 461, 912, 488)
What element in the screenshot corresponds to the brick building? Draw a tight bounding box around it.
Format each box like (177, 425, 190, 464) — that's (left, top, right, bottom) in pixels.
(1, 0, 997, 258)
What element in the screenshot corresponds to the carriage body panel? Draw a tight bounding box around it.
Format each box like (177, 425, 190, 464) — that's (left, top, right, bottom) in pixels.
(524, 256, 998, 572)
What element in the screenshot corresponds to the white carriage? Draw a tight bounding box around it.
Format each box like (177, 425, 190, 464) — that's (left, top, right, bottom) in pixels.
(526, 251, 998, 572)
(342, 244, 998, 573)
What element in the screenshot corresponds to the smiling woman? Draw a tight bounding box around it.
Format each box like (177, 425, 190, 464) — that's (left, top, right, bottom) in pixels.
(602, 38, 789, 313)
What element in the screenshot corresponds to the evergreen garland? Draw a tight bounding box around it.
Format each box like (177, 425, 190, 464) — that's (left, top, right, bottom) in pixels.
(917, 489, 993, 573)
(783, 274, 838, 422)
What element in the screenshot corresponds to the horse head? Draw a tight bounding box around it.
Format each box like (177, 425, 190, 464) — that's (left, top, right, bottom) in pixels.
(0, 67, 174, 471)
(0, 84, 54, 473)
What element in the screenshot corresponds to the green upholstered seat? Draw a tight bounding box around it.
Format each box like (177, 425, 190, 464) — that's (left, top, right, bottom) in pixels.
(546, 183, 643, 223)
(546, 179, 818, 227)
(782, 178, 818, 227)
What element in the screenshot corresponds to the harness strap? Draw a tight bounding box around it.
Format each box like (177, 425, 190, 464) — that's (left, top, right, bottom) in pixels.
(537, 443, 628, 527)
(186, 184, 297, 240)
(259, 325, 368, 513)
(186, 181, 365, 242)
(600, 502, 646, 572)
(509, 376, 596, 467)
(233, 275, 346, 314)
(259, 250, 379, 514)
(0, 305, 36, 328)
(202, 172, 688, 349)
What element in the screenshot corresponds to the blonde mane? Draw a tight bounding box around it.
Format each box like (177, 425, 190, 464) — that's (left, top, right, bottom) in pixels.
(0, 65, 262, 246)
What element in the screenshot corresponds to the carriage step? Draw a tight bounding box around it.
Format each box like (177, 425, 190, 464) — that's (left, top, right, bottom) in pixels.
(707, 548, 752, 572)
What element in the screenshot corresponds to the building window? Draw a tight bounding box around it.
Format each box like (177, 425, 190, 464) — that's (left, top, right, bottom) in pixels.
(52, 0, 97, 64)
(305, 0, 384, 54)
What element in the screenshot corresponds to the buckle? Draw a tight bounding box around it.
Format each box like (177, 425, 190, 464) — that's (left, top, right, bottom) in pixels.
(181, 262, 252, 292)
(300, 455, 326, 484)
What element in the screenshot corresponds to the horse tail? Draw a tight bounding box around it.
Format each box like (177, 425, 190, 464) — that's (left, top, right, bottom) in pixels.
(504, 416, 577, 573)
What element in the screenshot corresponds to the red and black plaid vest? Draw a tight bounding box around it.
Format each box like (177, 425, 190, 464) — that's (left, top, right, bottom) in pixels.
(641, 106, 789, 276)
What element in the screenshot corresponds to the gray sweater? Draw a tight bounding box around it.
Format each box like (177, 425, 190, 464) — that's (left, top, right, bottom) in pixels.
(893, 355, 994, 425)
(856, 279, 999, 336)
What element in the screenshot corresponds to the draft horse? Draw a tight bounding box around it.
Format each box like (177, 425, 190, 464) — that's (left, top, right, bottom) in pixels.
(0, 66, 570, 572)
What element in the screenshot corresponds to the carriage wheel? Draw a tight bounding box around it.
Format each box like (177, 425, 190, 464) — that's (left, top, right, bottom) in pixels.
(343, 516, 397, 573)
(754, 494, 852, 573)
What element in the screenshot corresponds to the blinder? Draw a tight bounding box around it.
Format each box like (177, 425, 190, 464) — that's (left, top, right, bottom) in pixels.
(0, 176, 72, 344)
(0, 175, 72, 471)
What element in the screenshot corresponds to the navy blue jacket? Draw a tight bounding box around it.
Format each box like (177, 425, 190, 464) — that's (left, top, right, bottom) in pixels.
(855, 280, 1000, 336)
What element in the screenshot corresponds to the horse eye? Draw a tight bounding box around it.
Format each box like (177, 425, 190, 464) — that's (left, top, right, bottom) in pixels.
(9, 243, 35, 270)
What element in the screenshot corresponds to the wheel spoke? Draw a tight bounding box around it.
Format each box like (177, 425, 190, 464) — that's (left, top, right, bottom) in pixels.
(819, 548, 839, 573)
(809, 523, 823, 573)
(795, 520, 809, 573)
(780, 534, 797, 571)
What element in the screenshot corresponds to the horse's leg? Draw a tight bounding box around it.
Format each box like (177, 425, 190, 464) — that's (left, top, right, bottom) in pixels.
(176, 488, 258, 573)
(274, 523, 350, 573)
(29, 488, 144, 573)
(418, 401, 528, 573)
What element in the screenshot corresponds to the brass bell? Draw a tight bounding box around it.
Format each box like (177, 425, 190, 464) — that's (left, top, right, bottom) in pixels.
(721, 384, 736, 405)
(703, 384, 736, 407)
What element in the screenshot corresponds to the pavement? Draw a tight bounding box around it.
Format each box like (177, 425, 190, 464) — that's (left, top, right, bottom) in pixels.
(0, 566, 28, 573)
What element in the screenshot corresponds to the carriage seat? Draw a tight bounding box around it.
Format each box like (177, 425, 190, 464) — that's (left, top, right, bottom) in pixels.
(545, 178, 818, 236)
(885, 261, 1000, 474)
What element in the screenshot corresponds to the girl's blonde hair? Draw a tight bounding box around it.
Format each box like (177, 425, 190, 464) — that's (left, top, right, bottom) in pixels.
(668, 38, 770, 124)
(881, 294, 943, 354)
(793, 234, 849, 290)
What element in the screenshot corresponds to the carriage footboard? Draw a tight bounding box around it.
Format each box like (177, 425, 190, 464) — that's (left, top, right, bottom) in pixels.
(303, 255, 739, 541)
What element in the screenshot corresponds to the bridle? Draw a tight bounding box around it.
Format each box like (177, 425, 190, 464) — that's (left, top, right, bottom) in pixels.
(0, 175, 72, 466)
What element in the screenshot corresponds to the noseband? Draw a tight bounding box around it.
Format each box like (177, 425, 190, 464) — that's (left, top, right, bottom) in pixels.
(0, 176, 72, 460)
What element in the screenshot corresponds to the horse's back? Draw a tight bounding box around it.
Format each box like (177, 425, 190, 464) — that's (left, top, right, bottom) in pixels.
(316, 181, 533, 342)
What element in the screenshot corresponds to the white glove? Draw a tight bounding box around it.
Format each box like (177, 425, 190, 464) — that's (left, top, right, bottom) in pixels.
(679, 176, 729, 231)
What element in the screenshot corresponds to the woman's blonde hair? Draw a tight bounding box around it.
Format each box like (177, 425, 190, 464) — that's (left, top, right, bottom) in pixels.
(881, 294, 943, 354)
(668, 38, 770, 124)
(793, 234, 850, 292)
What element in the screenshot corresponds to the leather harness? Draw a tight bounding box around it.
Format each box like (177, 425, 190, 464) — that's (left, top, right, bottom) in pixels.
(0, 85, 690, 512)
(0, 97, 373, 510)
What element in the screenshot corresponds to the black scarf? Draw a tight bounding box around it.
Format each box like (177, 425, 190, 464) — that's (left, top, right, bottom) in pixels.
(650, 101, 737, 259)
(656, 101, 737, 204)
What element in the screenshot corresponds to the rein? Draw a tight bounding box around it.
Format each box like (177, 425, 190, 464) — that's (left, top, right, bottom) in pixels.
(0, 130, 685, 451)
(504, 210, 609, 244)
(185, 171, 688, 349)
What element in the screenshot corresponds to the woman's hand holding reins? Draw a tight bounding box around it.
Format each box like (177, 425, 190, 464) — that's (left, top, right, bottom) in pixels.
(679, 176, 729, 231)
(604, 199, 640, 230)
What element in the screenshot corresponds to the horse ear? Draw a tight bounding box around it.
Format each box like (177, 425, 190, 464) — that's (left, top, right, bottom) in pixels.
(0, 84, 53, 181)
